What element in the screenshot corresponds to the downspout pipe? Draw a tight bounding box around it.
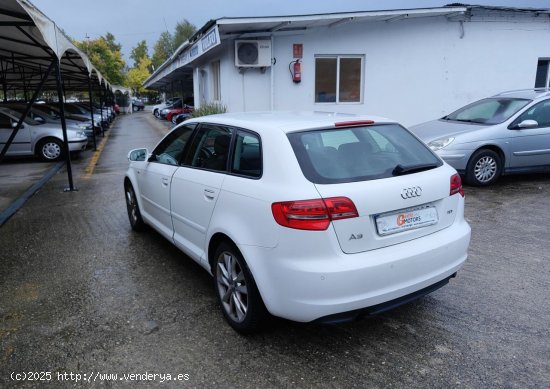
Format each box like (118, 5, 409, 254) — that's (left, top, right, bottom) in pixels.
(270, 34, 274, 111)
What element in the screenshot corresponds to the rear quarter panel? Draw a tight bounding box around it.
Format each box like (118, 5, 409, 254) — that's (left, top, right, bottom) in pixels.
(207, 125, 321, 252)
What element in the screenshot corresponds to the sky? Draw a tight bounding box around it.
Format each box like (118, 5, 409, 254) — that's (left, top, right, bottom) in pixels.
(30, 0, 550, 66)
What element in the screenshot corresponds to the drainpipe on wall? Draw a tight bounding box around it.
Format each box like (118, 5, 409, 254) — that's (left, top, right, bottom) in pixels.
(270, 34, 275, 111)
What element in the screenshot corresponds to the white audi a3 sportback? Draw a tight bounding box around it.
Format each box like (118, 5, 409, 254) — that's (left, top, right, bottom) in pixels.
(124, 112, 471, 333)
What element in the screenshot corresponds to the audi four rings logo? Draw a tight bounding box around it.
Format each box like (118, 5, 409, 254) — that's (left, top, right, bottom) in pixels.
(401, 186, 422, 199)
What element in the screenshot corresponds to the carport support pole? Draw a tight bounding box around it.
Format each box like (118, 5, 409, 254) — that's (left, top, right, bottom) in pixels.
(99, 86, 105, 136)
(54, 60, 76, 192)
(87, 78, 97, 151)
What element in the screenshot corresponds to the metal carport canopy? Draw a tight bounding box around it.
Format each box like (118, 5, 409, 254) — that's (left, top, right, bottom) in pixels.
(0, 0, 113, 190)
(143, 40, 194, 91)
(0, 0, 108, 93)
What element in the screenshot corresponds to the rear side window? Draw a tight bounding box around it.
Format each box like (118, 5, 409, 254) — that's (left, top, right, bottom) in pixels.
(288, 124, 442, 184)
(231, 131, 262, 178)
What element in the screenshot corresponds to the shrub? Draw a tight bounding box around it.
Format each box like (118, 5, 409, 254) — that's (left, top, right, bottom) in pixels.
(191, 102, 227, 118)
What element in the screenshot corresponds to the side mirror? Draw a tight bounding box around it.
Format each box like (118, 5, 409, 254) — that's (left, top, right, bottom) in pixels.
(128, 148, 148, 162)
(516, 119, 538, 129)
(35, 116, 46, 124)
(11, 122, 23, 129)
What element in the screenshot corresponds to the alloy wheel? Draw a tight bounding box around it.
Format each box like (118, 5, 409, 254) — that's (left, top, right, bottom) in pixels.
(126, 187, 138, 225)
(216, 251, 248, 323)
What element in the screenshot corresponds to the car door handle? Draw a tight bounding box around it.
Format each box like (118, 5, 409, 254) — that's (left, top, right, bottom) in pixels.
(161, 177, 169, 187)
(204, 189, 216, 199)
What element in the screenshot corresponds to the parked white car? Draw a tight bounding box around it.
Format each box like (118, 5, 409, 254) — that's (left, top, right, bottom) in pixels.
(152, 97, 180, 119)
(0, 107, 87, 161)
(124, 112, 471, 332)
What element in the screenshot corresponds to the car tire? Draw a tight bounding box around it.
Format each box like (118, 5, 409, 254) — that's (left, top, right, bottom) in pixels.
(171, 116, 178, 125)
(154, 109, 160, 118)
(213, 242, 267, 333)
(37, 137, 63, 161)
(124, 182, 145, 231)
(465, 149, 502, 186)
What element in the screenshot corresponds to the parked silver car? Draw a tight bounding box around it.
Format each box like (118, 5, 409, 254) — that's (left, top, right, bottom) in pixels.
(5, 104, 95, 140)
(33, 104, 101, 135)
(0, 107, 87, 161)
(411, 89, 550, 186)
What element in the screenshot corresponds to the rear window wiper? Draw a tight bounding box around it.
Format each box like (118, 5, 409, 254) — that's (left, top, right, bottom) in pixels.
(392, 163, 439, 176)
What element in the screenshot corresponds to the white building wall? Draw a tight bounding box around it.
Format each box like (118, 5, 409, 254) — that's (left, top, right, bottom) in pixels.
(220, 42, 271, 112)
(199, 11, 550, 126)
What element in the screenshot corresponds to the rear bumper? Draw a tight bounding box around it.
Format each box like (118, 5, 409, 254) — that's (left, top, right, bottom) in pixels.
(313, 273, 455, 324)
(240, 219, 470, 322)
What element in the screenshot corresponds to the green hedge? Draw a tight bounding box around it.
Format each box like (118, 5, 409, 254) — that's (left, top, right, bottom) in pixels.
(191, 102, 227, 118)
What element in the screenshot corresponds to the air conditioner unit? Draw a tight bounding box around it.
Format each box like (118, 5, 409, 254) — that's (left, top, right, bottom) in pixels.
(235, 40, 272, 68)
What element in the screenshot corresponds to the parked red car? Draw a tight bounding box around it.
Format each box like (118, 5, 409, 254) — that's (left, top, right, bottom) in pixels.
(166, 105, 194, 123)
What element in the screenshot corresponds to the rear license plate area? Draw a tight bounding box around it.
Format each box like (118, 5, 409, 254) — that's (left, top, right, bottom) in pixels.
(375, 205, 438, 236)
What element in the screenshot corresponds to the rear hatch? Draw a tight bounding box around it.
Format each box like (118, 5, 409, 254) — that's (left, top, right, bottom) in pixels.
(287, 123, 462, 254)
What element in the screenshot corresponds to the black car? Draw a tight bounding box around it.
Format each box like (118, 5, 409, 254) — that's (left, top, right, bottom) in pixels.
(132, 99, 145, 112)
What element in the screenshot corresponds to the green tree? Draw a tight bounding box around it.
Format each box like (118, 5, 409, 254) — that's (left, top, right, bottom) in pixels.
(151, 31, 174, 71)
(76, 34, 126, 85)
(130, 40, 149, 68)
(173, 20, 196, 49)
(126, 57, 152, 95)
(104, 32, 121, 52)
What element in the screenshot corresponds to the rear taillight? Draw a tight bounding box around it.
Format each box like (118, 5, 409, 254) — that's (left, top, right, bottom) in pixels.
(323, 197, 359, 220)
(272, 197, 358, 231)
(450, 174, 465, 197)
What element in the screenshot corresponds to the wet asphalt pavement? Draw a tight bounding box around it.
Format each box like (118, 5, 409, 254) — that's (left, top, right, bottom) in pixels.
(1, 112, 549, 388)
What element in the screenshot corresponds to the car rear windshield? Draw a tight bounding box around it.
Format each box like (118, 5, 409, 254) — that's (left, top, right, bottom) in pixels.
(288, 124, 442, 184)
(443, 98, 530, 125)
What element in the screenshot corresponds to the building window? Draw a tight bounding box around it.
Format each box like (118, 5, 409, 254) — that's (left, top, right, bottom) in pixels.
(315, 56, 363, 103)
(535, 59, 550, 88)
(211, 61, 221, 101)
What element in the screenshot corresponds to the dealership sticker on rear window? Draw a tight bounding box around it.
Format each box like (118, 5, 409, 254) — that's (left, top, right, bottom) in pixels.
(375, 206, 438, 236)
